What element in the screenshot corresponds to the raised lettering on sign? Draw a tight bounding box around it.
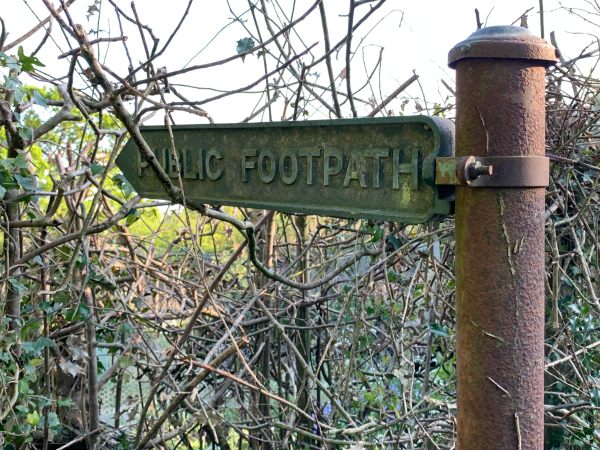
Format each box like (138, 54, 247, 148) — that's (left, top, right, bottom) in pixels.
(117, 117, 454, 223)
(139, 146, 420, 190)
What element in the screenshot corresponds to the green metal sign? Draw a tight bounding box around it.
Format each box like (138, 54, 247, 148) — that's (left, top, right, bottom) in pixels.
(116, 116, 454, 223)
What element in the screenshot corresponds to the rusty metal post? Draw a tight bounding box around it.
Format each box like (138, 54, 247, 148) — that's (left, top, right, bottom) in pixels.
(449, 27, 556, 449)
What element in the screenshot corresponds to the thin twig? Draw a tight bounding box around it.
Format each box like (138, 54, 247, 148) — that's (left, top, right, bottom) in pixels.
(367, 73, 418, 117)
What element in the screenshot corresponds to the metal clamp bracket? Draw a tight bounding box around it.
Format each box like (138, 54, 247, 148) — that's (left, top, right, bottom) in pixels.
(435, 155, 549, 187)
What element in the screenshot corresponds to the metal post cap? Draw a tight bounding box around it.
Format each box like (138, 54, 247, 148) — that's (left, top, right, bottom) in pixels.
(448, 25, 558, 68)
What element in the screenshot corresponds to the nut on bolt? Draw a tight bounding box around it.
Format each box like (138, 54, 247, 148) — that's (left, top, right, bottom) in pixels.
(457, 156, 494, 186)
(467, 161, 493, 180)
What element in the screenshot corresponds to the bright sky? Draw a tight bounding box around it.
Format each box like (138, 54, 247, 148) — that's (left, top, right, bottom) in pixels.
(4, 1, 600, 122)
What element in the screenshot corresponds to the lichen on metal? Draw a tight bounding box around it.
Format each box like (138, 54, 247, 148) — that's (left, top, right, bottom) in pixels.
(117, 116, 454, 223)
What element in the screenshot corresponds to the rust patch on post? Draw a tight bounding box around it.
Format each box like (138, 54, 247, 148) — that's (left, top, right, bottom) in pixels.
(449, 26, 556, 450)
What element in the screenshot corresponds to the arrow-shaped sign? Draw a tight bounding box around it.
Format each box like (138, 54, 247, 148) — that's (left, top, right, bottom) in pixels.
(116, 116, 454, 223)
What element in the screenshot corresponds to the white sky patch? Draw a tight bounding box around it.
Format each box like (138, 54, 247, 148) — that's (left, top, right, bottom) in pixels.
(3, 0, 599, 122)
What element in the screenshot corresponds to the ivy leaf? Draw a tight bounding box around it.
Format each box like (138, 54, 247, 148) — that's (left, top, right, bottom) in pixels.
(0, 170, 17, 190)
(90, 163, 105, 176)
(54, 291, 70, 304)
(236, 37, 255, 62)
(22, 337, 55, 355)
(26, 410, 40, 426)
(8, 278, 26, 295)
(17, 46, 45, 72)
(14, 152, 31, 170)
(387, 235, 402, 250)
(57, 398, 73, 408)
(113, 173, 134, 198)
(14, 173, 34, 190)
(45, 412, 61, 430)
(65, 303, 90, 322)
(18, 126, 33, 143)
(429, 323, 450, 337)
(386, 270, 400, 283)
(0, 158, 13, 170)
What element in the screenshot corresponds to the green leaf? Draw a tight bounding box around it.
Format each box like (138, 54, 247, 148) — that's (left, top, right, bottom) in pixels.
(5, 75, 25, 104)
(118, 355, 135, 369)
(57, 398, 74, 407)
(32, 90, 48, 107)
(236, 37, 255, 62)
(0, 158, 13, 170)
(90, 163, 105, 176)
(113, 173, 134, 198)
(591, 388, 600, 407)
(5, 75, 22, 91)
(8, 278, 26, 295)
(387, 235, 402, 250)
(18, 46, 45, 72)
(26, 410, 40, 426)
(38, 397, 52, 408)
(14, 173, 34, 190)
(369, 225, 384, 243)
(22, 337, 55, 355)
(363, 391, 376, 403)
(429, 323, 450, 337)
(386, 270, 400, 283)
(27, 210, 40, 220)
(45, 412, 61, 430)
(18, 126, 33, 143)
(54, 291, 71, 304)
(125, 208, 140, 226)
(65, 303, 91, 322)
(14, 152, 31, 170)
(40, 301, 62, 316)
(0, 185, 6, 200)
(89, 266, 117, 290)
(0, 51, 21, 71)
(37, 337, 55, 349)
